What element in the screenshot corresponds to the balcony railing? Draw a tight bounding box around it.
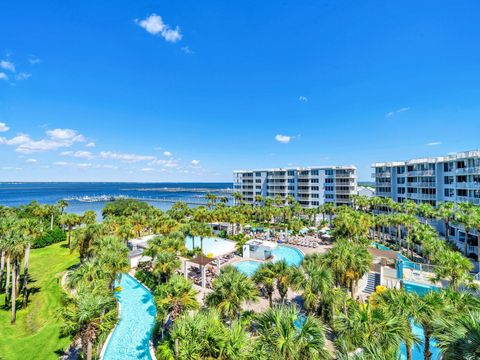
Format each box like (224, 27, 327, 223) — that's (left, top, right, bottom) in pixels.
(455, 167, 480, 175)
(372, 172, 391, 178)
(407, 182, 436, 187)
(457, 196, 480, 205)
(407, 170, 435, 176)
(455, 182, 480, 189)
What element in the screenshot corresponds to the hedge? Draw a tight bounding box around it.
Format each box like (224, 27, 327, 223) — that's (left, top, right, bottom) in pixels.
(33, 228, 66, 248)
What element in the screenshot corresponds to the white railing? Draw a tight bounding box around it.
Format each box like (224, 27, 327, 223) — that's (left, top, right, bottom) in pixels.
(456, 167, 480, 175)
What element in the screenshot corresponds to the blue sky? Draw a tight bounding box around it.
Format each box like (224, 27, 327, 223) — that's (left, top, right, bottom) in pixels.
(1, 0, 480, 182)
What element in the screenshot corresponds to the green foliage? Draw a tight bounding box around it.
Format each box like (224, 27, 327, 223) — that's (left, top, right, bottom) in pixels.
(102, 199, 152, 218)
(32, 227, 65, 248)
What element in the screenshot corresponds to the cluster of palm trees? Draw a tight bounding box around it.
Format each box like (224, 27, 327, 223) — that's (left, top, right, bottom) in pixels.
(0, 200, 70, 324)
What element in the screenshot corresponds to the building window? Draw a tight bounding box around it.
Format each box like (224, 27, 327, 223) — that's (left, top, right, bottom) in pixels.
(311, 170, 319, 175)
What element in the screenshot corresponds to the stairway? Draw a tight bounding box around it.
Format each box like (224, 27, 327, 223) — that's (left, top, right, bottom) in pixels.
(362, 272, 380, 295)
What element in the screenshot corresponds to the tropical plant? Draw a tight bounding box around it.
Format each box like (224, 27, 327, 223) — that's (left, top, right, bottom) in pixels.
(433, 250, 473, 290)
(155, 275, 199, 321)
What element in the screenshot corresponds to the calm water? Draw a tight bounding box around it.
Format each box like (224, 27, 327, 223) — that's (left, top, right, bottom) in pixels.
(0, 182, 232, 218)
(102, 274, 156, 360)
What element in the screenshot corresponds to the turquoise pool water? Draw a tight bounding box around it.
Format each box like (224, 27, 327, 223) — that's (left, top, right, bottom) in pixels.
(235, 245, 304, 276)
(234, 260, 262, 277)
(370, 242, 420, 270)
(403, 280, 439, 296)
(102, 274, 156, 360)
(272, 245, 304, 266)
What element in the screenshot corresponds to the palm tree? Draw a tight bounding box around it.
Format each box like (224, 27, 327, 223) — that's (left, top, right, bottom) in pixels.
(8, 229, 25, 324)
(44, 204, 58, 230)
(206, 265, 258, 321)
(61, 287, 117, 360)
(254, 304, 328, 360)
(433, 310, 480, 360)
(436, 202, 455, 243)
(60, 213, 82, 247)
(411, 290, 448, 360)
(190, 221, 213, 256)
(21, 218, 43, 308)
(271, 260, 296, 303)
(456, 202, 476, 257)
(472, 207, 480, 262)
(417, 203, 434, 225)
(291, 254, 334, 316)
(252, 262, 276, 307)
(374, 289, 421, 360)
(155, 275, 199, 321)
(433, 250, 473, 290)
(335, 300, 404, 359)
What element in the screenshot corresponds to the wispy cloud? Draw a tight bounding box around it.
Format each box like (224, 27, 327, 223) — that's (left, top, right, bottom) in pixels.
(386, 107, 410, 118)
(0, 72, 8, 80)
(28, 56, 41, 64)
(135, 14, 182, 43)
(181, 46, 194, 54)
(60, 150, 95, 159)
(99, 151, 155, 163)
(191, 159, 200, 166)
(163, 151, 172, 157)
(426, 141, 441, 146)
(298, 96, 308, 102)
(85, 142, 95, 148)
(15, 72, 31, 81)
(275, 134, 295, 144)
(0, 122, 9, 132)
(0, 60, 15, 72)
(25, 158, 37, 163)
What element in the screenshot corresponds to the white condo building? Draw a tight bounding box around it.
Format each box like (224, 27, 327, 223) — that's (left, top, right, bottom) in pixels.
(372, 149, 480, 259)
(233, 166, 357, 208)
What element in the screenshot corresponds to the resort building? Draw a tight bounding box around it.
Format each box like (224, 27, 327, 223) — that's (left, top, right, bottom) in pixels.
(372, 149, 480, 259)
(233, 166, 357, 207)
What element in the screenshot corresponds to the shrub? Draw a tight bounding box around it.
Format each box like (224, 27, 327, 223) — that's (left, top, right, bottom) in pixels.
(33, 227, 66, 248)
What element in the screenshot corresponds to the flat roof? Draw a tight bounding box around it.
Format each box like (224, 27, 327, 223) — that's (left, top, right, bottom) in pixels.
(372, 149, 480, 168)
(234, 165, 357, 173)
(246, 239, 278, 249)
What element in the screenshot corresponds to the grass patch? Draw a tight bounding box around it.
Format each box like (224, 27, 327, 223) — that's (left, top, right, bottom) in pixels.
(0, 241, 79, 360)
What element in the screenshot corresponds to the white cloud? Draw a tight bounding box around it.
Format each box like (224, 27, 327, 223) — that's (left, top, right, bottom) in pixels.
(100, 151, 155, 162)
(426, 141, 441, 146)
(0, 122, 9, 132)
(0, 72, 8, 80)
(60, 150, 95, 159)
(26, 158, 37, 163)
(54, 161, 68, 166)
(136, 14, 183, 43)
(54, 161, 116, 169)
(0, 128, 86, 153)
(386, 107, 410, 117)
(47, 128, 85, 141)
(181, 46, 194, 54)
(141, 167, 155, 172)
(28, 56, 41, 64)
(15, 72, 31, 81)
(0, 60, 15, 72)
(298, 96, 308, 102)
(191, 159, 200, 166)
(149, 158, 179, 168)
(163, 151, 172, 157)
(85, 142, 95, 148)
(275, 134, 292, 144)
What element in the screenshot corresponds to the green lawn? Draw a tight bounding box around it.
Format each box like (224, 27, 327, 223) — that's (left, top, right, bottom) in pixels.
(0, 242, 79, 360)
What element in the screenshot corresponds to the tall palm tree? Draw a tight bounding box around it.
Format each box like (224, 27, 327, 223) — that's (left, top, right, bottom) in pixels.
(206, 265, 258, 321)
(271, 260, 296, 303)
(456, 202, 476, 257)
(374, 289, 421, 360)
(252, 262, 276, 307)
(435, 202, 455, 243)
(60, 213, 82, 247)
(21, 218, 43, 308)
(413, 291, 448, 360)
(61, 287, 117, 360)
(433, 250, 473, 290)
(254, 304, 328, 360)
(417, 203, 434, 225)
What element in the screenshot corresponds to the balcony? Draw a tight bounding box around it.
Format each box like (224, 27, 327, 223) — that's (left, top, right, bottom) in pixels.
(407, 170, 435, 176)
(456, 196, 480, 205)
(455, 167, 480, 175)
(372, 172, 391, 178)
(407, 181, 436, 187)
(456, 182, 480, 189)
(408, 193, 436, 200)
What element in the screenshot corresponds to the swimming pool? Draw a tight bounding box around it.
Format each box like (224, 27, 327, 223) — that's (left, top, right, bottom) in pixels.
(403, 280, 439, 296)
(185, 236, 236, 257)
(234, 260, 262, 277)
(234, 245, 304, 276)
(370, 242, 420, 270)
(102, 274, 156, 360)
(272, 245, 304, 266)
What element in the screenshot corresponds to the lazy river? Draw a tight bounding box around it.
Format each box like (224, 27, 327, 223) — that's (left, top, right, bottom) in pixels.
(102, 274, 157, 360)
